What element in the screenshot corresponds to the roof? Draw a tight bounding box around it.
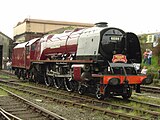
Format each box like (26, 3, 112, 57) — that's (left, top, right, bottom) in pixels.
(14, 38, 39, 49)
(0, 32, 13, 41)
(15, 18, 94, 27)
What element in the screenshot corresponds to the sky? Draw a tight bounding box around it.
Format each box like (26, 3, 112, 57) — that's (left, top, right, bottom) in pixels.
(0, 0, 160, 38)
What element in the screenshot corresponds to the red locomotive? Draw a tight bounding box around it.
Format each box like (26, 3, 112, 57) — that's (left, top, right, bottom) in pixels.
(12, 22, 152, 99)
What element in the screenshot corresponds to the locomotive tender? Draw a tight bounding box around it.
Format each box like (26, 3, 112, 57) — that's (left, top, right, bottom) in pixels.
(12, 22, 152, 99)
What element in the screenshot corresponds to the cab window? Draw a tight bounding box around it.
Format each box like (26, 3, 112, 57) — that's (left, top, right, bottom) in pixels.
(31, 43, 36, 51)
(26, 46, 30, 54)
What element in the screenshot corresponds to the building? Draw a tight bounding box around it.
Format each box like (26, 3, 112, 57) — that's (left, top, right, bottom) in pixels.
(14, 18, 94, 43)
(0, 32, 13, 69)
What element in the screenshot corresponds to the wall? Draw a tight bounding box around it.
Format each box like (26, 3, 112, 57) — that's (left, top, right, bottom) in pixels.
(13, 22, 27, 37)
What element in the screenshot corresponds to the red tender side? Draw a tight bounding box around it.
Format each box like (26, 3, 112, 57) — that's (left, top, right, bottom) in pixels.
(12, 47, 25, 68)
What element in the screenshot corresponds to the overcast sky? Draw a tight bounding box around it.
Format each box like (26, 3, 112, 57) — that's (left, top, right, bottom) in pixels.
(0, 0, 160, 38)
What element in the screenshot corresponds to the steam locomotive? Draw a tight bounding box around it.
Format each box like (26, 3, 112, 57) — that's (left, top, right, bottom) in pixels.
(12, 22, 152, 99)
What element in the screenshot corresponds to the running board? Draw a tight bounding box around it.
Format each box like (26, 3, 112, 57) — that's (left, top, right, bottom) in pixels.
(47, 73, 72, 78)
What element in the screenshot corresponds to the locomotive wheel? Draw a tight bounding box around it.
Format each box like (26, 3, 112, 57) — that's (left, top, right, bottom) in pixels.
(17, 70, 21, 79)
(44, 75, 53, 87)
(78, 85, 86, 95)
(96, 86, 104, 100)
(64, 78, 74, 92)
(29, 72, 35, 82)
(21, 70, 26, 80)
(34, 72, 44, 84)
(15, 69, 18, 76)
(122, 86, 132, 99)
(53, 78, 63, 89)
(34, 72, 40, 84)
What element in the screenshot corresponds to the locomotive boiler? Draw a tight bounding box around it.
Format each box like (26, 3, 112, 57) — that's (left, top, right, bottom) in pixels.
(12, 22, 152, 99)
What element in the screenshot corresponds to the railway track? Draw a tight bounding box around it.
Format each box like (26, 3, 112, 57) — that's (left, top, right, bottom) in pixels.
(2, 77, 159, 110)
(0, 86, 66, 120)
(1, 70, 160, 94)
(141, 85, 160, 94)
(1, 70, 160, 119)
(0, 107, 22, 120)
(0, 80, 159, 120)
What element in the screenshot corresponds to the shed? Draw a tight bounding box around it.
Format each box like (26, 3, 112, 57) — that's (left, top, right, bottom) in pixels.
(0, 32, 13, 69)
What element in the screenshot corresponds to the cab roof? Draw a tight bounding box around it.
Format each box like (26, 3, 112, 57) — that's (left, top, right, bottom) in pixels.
(14, 38, 39, 49)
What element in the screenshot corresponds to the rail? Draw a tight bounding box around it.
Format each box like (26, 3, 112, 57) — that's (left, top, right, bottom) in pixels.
(0, 107, 22, 120)
(0, 86, 67, 120)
